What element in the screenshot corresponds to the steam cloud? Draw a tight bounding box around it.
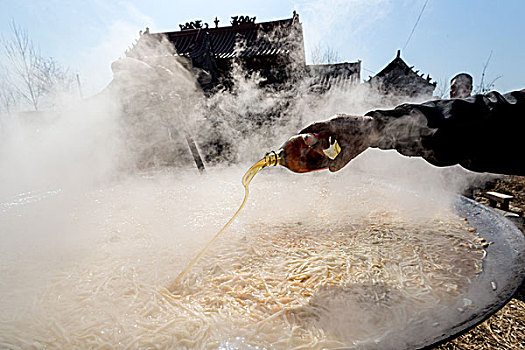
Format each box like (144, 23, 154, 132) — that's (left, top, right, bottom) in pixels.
(0, 15, 496, 349)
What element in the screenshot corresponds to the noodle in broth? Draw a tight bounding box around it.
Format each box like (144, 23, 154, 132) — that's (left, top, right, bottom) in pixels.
(0, 171, 487, 349)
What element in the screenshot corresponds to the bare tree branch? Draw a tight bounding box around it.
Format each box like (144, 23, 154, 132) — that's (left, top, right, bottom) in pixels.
(310, 44, 340, 65)
(0, 66, 18, 115)
(2, 21, 41, 110)
(474, 50, 502, 94)
(434, 78, 450, 99)
(1, 20, 73, 112)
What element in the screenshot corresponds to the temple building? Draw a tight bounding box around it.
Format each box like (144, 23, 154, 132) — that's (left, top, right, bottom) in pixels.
(113, 13, 437, 169)
(126, 12, 361, 92)
(124, 13, 435, 97)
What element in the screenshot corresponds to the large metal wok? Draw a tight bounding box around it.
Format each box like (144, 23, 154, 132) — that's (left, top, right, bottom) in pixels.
(383, 196, 525, 350)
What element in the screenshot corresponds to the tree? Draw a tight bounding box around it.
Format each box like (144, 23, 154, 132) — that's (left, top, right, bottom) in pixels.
(310, 44, 340, 65)
(474, 50, 502, 95)
(1, 20, 73, 112)
(433, 78, 450, 99)
(0, 68, 17, 115)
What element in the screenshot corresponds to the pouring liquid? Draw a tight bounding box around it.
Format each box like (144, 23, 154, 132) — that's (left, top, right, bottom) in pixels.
(169, 158, 267, 291)
(168, 133, 338, 292)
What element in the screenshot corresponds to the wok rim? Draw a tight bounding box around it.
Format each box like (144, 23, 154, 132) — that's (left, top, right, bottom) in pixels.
(414, 195, 525, 349)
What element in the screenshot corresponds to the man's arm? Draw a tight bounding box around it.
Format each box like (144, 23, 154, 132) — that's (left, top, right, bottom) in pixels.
(301, 91, 525, 175)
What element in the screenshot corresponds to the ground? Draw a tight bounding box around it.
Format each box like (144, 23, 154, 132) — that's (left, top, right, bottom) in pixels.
(436, 175, 525, 350)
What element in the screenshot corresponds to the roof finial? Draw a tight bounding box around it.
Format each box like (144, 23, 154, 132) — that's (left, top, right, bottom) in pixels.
(396, 49, 401, 58)
(214, 17, 219, 28)
(292, 10, 299, 24)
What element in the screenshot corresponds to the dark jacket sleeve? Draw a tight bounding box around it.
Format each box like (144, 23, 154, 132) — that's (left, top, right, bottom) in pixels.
(365, 91, 525, 176)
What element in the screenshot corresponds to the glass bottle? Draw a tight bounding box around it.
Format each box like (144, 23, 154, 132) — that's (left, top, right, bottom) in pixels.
(264, 133, 341, 173)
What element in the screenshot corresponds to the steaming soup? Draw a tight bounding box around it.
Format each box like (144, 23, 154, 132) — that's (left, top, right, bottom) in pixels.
(0, 170, 486, 349)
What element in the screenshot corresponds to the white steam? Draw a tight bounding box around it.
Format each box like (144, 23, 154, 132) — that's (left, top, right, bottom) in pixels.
(0, 93, 122, 199)
(0, 18, 496, 349)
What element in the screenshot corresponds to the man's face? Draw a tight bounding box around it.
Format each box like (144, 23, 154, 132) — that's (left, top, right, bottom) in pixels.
(450, 78, 472, 98)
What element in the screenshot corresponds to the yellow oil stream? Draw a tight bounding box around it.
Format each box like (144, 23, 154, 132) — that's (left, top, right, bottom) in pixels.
(169, 158, 267, 290)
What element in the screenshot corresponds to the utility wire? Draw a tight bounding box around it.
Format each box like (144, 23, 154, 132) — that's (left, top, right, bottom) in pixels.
(403, 0, 430, 51)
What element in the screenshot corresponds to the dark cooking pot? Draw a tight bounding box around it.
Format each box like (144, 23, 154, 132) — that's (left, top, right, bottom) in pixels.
(407, 196, 525, 350)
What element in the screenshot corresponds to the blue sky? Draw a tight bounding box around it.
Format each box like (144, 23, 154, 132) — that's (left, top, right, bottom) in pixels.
(1, 0, 523, 96)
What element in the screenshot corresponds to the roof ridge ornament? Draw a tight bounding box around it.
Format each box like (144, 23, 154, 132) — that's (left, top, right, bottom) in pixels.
(292, 10, 299, 23)
(179, 20, 209, 31)
(231, 15, 256, 26)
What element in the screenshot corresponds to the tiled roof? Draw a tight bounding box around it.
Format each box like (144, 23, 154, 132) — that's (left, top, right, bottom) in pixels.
(308, 62, 361, 91)
(368, 50, 436, 95)
(150, 16, 301, 59)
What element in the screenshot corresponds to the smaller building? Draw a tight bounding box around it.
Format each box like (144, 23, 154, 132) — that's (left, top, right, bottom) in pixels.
(307, 62, 361, 92)
(367, 50, 436, 98)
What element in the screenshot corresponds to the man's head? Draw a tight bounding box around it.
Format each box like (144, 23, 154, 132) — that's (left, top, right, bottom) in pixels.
(450, 73, 473, 98)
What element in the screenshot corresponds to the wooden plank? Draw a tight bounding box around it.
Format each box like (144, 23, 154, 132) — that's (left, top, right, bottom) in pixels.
(485, 191, 513, 211)
(486, 191, 514, 201)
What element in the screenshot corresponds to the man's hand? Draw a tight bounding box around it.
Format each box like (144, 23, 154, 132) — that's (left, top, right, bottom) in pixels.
(300, 114, 380, 172)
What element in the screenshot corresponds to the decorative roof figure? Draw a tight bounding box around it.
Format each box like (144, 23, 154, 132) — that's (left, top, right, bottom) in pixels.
(179, 21, 206, 31)
(231, 15, 256, 26)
